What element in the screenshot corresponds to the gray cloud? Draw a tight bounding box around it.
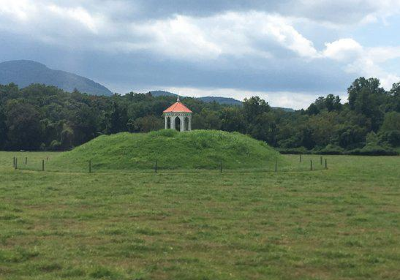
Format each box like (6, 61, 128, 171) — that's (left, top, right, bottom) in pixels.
(0, 0, 399, 108)
(109, 0, 398, 24)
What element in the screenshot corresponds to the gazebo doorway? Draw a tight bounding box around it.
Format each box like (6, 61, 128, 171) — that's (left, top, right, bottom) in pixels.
(175, 117, 181, 131)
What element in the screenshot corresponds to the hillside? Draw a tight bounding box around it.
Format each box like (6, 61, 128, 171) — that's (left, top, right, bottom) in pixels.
(0, 60, 112, 96)
(199, 96, 242, 105)
(150, 90, 242, 105)
(150, 90, 294, 110)
(48, 130, 284, 171)
(150, 90, 177, 97)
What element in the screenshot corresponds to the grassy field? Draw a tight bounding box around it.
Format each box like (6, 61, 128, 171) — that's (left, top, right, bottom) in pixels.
(1, 152, 400, 279)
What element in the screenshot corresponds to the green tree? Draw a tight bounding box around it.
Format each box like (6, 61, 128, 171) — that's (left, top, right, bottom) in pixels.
(325, 94, 342, 112)
(389, 82, 400, 112)
(308, 111, 339, 147)
(243, 96, 270, 123)
(380, 112, 400, 132)
(220, 107, 246, 133)
(334, 125, 366, 149)
(132, 115, 163, 132)
(69, 105, 99, 146)
(0, 107, 7, 149)
(307, 94, 341, 115)
(306, 103, 319, 115)
(193, 109, 221, 130)
(348, 77, 385, 110)
(298, 125, 316, 150)
(249, 112, 277, 144)
(60, 123, 75, 149)
(106, 102, 128, 134)
(5, 101, 43, 150)
(348, 77, 387, 131)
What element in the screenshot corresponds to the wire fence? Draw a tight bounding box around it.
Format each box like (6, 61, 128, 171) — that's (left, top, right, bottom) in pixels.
(12, 154, 330, 174)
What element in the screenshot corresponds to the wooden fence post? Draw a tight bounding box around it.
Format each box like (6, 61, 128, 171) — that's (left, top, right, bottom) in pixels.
(320, 156, 323, 165)
(25, 157, 28, 165)
(310, 160, 313, 171)
(13, 157, 15, 168)
(15, 158, 18, 170)
(42, 160, 45, 171)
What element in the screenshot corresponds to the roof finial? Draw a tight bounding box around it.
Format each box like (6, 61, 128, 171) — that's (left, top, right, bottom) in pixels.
(177, 96, 180, 102)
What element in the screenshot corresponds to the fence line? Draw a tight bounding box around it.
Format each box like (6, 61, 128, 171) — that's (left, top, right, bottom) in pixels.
(13, 155, 331, 174)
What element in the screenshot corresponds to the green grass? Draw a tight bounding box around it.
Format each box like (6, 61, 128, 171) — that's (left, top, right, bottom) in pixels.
(0, 151, 399, 279)
(40, 130, 285, 172)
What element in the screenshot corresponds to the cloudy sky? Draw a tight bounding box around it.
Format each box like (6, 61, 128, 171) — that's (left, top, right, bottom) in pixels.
(1, 0, 400, 108)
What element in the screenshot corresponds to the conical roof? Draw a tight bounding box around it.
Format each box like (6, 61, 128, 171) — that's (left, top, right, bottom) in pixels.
(163, 99, 192, 113)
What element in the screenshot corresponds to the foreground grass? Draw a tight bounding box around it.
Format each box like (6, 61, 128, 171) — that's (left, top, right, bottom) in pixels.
(0, 152, 400, 279)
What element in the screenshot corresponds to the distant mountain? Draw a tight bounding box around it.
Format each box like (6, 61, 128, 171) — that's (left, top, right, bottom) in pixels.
(150, 90, 295, 111)
(150, 90, 177, 97)
(0, 60, 112, 96)
(150, 90, 242, 105)
(273, 107, 295, 112)
(199, 96, 242, 105)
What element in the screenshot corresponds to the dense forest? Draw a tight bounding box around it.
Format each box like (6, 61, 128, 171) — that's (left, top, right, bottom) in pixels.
(0, 77, 399, 155)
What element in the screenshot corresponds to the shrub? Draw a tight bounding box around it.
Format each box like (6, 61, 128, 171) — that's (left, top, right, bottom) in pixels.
(378, 130, 400, 147)
(318, 144, 344, 155)
(347, 144, 398, 156)
(49, 140, 62, 151)
(277, 147, 309, 154)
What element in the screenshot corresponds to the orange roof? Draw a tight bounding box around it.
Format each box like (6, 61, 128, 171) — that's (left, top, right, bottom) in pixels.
(163, 102, 192, 113)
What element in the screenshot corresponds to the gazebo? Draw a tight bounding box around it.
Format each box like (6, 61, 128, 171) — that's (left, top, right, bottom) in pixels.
(163, 97, 192, 132)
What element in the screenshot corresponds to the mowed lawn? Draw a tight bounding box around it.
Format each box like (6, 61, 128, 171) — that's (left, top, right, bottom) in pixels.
(0, 152, 400, 280)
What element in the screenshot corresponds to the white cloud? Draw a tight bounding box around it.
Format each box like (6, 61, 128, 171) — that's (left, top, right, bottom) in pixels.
(322, 39, 400, 89)
(287, 0, 400, 26)
(0, 2, 319, 60)
(131, 15, 223, 60)
(323, 38, 363, 61)
(366, 46, 400, 63)
(47, 5, 100, 33)
(345, 57, 400, 89)
(0, 1, 108, 39)
(259, 14, 318, 58)
(118, 12, 319, 60)
(0, 0, 34, 22)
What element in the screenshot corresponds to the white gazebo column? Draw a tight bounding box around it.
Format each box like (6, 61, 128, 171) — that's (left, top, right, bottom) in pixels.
(164, 116, 168, 129)
(179, 116, 185, 132)
(171, 116, 176, 130)
(184, 117, 188, 131)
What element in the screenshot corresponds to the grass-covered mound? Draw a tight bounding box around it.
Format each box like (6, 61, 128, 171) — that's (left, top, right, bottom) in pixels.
(48, 130, 284, 171)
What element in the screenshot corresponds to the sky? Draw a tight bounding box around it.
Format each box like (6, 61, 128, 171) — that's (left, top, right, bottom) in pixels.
(0, 0, 400, 109)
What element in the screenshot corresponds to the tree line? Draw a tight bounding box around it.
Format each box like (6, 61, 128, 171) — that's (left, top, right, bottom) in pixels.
(0, 77, 399, 155)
